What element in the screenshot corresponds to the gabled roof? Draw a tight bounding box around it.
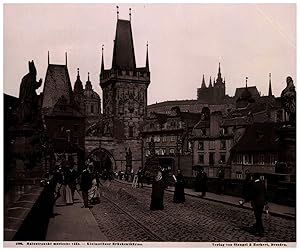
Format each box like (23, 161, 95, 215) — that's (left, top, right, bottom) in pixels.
(42, 64, 73, 112)
(234, 86, 260, 100)
(112, 19, 136, 70)
(231, 123, 281, 152)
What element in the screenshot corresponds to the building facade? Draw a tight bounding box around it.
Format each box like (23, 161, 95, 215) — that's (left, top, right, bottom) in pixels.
(141, 107, 202, 177)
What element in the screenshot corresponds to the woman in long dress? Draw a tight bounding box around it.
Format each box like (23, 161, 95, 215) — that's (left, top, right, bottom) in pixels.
(150, 171, 165, 211)
(173, 169, 185, 203)
(62, 163, 73, 205)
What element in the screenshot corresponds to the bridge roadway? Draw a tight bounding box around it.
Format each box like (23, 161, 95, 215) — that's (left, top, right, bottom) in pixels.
(45, 180, 295, 242)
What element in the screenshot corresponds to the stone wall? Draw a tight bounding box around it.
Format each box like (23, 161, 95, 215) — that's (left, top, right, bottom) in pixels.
(85, 136, 143, 172)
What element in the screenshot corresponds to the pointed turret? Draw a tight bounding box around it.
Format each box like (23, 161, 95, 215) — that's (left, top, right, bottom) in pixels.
(74, 68, 84, 94)
(209, 76, 213, 88)
(48, 51, 50, 65)
(85, 72, 92, 90)
(146, 42, 149, 71)
(215, 62, 224, 85)
(268, 73, 273, 96)
(101, 45, 105, 73)
(209, 76, 212, 87)
(201, 75, 206, 88)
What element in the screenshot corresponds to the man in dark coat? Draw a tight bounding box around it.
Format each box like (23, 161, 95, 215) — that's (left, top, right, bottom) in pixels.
(66, 164, 78, 201)
(249, 173, 268, 237)
(200, 169, 208, 197)
(173, 169, 185, 203)
(137, 167, 144, 188)
(150, 171, 165, 211)
(195, 171, 201, 192)
(80, 167, 92, 208)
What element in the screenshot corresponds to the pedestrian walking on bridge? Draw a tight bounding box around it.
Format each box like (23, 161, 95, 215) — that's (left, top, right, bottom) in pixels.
(249, 173, 268, 237)
(150, 170, 165, 211)
(173, 169, 185, 203)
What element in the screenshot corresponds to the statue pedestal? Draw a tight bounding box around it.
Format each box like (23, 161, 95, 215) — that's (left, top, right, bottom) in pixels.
(277, 126, 296, 179)
(8, 126, 44, 179)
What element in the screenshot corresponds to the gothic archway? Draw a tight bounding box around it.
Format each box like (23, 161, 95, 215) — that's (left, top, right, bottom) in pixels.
(87, 148, 116, 180)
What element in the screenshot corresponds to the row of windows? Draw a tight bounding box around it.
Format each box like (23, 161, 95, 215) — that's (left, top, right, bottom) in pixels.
(198, 153, 226, 165)
(86, 104, 98, 114)
(149, 121, 183, 130)
(146, 135, 177, 143)
(145, 148, 176, 156)
(198, 140, 226, 150)
(234, 154, 277, 165)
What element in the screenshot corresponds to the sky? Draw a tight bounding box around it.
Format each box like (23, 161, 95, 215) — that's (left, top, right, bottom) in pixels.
(3, 3, 296, 105)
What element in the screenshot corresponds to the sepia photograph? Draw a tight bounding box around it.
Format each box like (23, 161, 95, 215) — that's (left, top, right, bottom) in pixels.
(3, 2, 296, 247)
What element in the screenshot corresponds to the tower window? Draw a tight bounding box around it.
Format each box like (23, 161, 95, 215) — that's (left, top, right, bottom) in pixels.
(129, 126, 134, 137)
(91, 105, 94, 114)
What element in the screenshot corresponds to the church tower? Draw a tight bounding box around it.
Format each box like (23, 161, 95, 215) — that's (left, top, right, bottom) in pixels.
(213, 62, 226, 102)
(100, 10, 150, 139)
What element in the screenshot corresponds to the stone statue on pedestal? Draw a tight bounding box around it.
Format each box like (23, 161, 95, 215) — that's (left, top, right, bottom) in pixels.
(17, 60, 42, 125)
(281, 76, 296, 125)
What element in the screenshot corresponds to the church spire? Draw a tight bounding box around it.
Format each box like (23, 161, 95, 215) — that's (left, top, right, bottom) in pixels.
(48, 51, 50, 65)
(146, 42, 149, 70)
(101, 44, 104, 73)
(209, 76, 213, 88)
(201, 75, 206, 88)
(74, 67, 83, 94)
(268, 73, 273, 96)
(246, 76, 248, 88)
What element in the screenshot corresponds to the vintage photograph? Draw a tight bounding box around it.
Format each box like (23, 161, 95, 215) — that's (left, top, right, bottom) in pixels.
(3, 3, 296, 246)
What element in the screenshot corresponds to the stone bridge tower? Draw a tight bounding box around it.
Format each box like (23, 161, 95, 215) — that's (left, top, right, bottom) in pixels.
(100, 16, 150, 140)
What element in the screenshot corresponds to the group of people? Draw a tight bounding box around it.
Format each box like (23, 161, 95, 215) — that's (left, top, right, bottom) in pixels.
(150, 167, 268, 237)
(132, 167, 145, 188)
(52, 161, 102, 209)
(150, 169, 185, 211)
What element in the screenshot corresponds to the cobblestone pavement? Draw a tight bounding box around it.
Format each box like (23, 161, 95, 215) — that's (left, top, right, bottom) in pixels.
(90, 181, 296, 242)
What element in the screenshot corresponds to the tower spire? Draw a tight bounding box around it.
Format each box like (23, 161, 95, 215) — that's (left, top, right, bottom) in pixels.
(48, 51, 50, 65)
(268, 73, 272, 96)
(88, 72, 90, 82)
(201, 75, 206, 88)
(246, 77, 248, 88)
(129, 8, 132, 22)
(209, 76, 213, 88)
(101, 44, 104, 73)
(146, 42, 149, 70)
(65, 52, 67, 66)
(77, 68, 80, 78)
(116, 5, 119, 20)
(218, 62, 221, 74)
